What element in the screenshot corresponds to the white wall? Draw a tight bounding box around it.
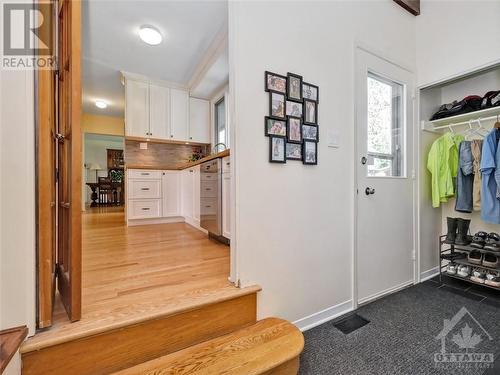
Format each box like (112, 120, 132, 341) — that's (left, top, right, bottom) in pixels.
(230, 0, 416, 326)
(0, 67, 36, 337)
(416, 0, 500, 87)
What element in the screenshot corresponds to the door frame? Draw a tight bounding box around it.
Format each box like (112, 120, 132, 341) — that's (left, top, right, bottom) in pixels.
(352, 43, 418, 310)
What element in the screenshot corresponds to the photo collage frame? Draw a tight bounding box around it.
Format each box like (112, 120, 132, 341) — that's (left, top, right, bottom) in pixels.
(265, 71, 319, 164)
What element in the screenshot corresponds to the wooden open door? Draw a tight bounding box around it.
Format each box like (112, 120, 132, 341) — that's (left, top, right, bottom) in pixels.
(37, 0, 82, 326)
(56, 0, 82, 322)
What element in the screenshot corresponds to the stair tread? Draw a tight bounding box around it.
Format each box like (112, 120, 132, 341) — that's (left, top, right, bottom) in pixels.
(113, 318, 304, 375)
(21, 284, 261, 353)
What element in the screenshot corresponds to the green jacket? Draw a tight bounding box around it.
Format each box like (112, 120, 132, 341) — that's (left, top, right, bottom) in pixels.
(427, 132, 464, 208)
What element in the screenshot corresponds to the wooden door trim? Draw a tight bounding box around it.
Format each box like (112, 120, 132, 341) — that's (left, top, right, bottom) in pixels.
(35, 0, 56, 329)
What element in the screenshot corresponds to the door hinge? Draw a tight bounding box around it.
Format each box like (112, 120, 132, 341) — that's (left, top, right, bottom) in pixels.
(412, 249, 416, 261)
(55, 133, 65, 142)
(55, 168, 59, 182)
(55, 263, 61, 277)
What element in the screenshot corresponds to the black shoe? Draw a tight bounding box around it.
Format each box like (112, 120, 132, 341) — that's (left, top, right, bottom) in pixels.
(484, 233, 500, 252)
(483, 253, 499, 268)
(470, 236, 485, 249)
(445, 217, 458, 244)
(455, 218, 471, 245)
(468, 250, 483, 265)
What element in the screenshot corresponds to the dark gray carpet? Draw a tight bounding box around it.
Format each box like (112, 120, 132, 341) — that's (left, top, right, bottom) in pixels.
(300, 281, 500, 375)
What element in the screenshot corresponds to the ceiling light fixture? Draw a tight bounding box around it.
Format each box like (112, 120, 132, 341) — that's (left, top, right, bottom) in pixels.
(139, 25, 162, 46)
(95, 100, 107, 109)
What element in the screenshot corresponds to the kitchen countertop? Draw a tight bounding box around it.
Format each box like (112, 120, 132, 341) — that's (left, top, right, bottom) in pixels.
(125, 149, 230, 171)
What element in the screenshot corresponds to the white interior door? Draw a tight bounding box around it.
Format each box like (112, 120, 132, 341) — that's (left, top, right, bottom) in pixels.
(355, 48, 415, 305)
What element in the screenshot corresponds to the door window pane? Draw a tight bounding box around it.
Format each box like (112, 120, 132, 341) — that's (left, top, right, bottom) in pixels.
(215, 98, 226, 146)
(366, 73, 404, 177)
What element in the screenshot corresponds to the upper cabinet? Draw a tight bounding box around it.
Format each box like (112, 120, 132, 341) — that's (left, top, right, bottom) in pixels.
(124, 76, 210, 144)
(170, 88, 189, 141)
(149, 84, 170, 140)
(189, 98, 210, 144)
(125, 79, 149, 138)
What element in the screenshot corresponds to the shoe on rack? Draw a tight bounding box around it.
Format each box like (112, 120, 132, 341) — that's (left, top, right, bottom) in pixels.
(446, 263, 457, 275)
(445, 217, 458, 244)
(457, 265, 471, 278)
(441, 252, 467, 261)
(455, 218, 471, 245)
(484, 232, 500, 252)
(470, 268, 486, 284)
(468, 250, 483, 265)
(483, 253, 499, 268)
(485, 273, 500, 287)
(471, 232, 487, 249)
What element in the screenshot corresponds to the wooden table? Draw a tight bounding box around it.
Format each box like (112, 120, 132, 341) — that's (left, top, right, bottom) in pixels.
(86, 182, 99, 207)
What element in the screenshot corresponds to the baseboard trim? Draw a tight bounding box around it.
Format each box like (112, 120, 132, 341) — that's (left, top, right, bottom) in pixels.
(127, 217, 184, 226)
(184, 217, 208, 234)
(358, 279, 413, 305)
(420, 266, 439, 282)
(292, 300, 353, 332)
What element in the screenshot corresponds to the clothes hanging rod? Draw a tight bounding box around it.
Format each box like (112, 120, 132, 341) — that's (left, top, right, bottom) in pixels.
(431, 114, 499, 130)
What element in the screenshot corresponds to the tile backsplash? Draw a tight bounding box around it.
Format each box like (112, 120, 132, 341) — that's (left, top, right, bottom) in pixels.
(125, 140, 209, 168)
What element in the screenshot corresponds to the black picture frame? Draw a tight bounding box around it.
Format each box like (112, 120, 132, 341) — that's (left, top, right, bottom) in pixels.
(302, 82, 319, 102)
(286, 100, 303, 118)
(265, 71, 287, 94)
(269, 92, 286, 120)
(302, 140, 318, 165)
(303, 99, 317, 125)
(287, 72, 303, 102)
(286, 143, 302, 161)
(269, 136, 286, 164)
(265, 116, 287, 137)
(302, 124, 319, 142)
(287, 116, 302, 144)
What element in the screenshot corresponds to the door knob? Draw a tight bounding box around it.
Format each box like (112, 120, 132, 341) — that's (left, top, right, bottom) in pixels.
(365, 187, 375, 195)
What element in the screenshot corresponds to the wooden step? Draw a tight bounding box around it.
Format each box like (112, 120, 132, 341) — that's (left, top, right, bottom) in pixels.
(21, 286, 260, 375)
(113, 318, 304, 375)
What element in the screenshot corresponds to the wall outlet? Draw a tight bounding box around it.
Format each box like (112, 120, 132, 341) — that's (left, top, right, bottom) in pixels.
(139, 142, 148, 150)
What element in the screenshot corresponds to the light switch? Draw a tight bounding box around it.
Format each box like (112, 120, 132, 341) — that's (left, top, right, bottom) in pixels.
(327, 130, 340, 148)
(140, 142, 148, 150)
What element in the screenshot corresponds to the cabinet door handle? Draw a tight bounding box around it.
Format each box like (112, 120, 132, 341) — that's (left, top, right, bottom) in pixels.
(189, 137, 192, 140)
(141, 188, 150, 191)
(205, 205, 211, 208)
(141, 173, 150, 176)
(141, 207, 150, 211)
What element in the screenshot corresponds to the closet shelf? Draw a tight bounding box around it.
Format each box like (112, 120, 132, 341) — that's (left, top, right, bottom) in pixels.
(421, 106, 500, 133)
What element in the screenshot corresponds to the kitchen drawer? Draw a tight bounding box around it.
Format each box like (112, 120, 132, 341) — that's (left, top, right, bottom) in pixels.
(201, 180, 218, 198)
(201, 173, 218, 182)
(128, 199, 161, 219)
(128, 179, 161, 199)
(128, 169, 162, 179)
(222, 156, 230, 173)
(200, 197, 218, 215)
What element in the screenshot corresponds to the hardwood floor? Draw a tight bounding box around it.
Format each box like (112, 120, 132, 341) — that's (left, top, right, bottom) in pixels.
(22, 209, 256, 352)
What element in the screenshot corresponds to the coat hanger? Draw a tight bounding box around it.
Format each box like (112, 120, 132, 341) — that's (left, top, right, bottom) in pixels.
(495, 115, 500, 129)
(476, 118, 489, 137)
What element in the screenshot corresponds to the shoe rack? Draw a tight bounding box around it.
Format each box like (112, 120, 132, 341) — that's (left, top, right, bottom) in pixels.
(439, 235, 500, 291)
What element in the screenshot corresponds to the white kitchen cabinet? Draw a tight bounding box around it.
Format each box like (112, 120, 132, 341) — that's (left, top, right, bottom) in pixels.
(193, 165, 201, 223)
(170, 89, 189, 141)
(162, 171, 181, 217)
(222, 156, 231, 239)
(181, 168, 194, 220)
(189, 98, 210, 143)
(149, 84, 170, 140)
(125, 79, 149, 138)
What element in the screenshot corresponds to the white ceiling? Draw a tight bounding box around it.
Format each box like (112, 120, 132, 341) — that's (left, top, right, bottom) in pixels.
(82, 0, 228, 118)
